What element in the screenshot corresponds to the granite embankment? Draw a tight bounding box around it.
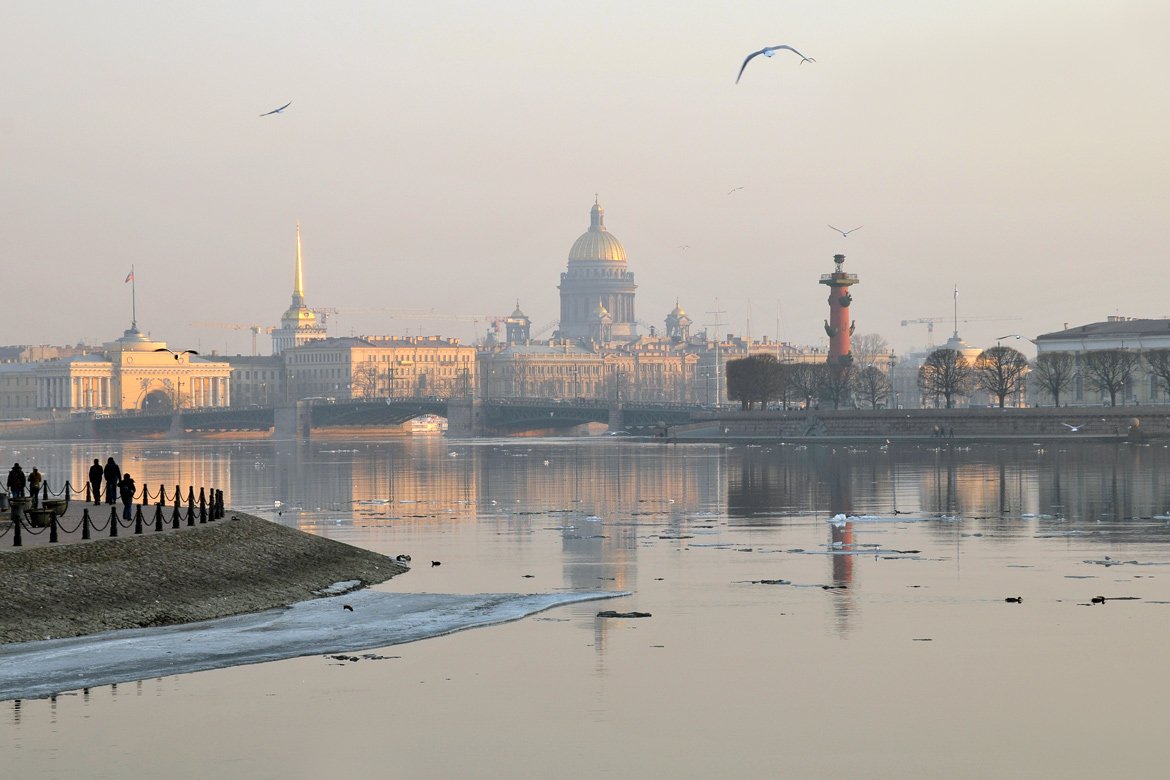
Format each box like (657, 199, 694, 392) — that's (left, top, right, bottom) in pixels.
(0, 514, 407, 645)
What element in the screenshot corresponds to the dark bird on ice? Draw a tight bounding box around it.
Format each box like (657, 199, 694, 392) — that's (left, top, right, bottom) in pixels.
(431, 560, 441, 567)
(1004, 596, 1023, 603)
(828, 224, 863, 238)
(736, 45, 814, 84)
(260, 100, 292, 117)
(342, 604, 354, 612)
(153, 348, 198, 361)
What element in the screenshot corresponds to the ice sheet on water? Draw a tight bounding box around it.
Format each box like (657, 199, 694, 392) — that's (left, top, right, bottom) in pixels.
(0, 589, 627, 702)
(827, 514, 929, 526)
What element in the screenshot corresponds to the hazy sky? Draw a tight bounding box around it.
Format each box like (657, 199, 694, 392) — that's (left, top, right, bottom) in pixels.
(4, 1, 1168, 358)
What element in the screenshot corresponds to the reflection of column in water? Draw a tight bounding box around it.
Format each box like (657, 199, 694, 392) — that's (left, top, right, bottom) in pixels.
(825, 451, 855, 634)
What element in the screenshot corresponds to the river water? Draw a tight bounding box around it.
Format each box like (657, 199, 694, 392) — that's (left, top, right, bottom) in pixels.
(5, 436, 1170, 778)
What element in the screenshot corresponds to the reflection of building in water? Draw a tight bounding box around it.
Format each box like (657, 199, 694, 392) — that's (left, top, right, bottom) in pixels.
(916, 451, 1038, 520)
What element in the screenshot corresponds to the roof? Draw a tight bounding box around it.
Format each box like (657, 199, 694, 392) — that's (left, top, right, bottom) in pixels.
(1036, 318, 1170, 341)
(567, 200, 627, 264)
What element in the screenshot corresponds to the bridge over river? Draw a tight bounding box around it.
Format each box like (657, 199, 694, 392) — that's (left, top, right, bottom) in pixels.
(84, 398, 700, 438)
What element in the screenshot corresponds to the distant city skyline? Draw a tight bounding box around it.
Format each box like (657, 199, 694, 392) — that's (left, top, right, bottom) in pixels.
(3, 2, 1167, 356)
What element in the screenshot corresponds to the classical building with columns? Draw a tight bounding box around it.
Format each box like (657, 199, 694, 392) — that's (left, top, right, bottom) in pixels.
(0, 325, 233, 416)
(557, 199, 638, 342)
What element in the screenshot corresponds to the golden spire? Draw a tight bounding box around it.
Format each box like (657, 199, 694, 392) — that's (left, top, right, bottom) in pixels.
(293, 221, 305, 306)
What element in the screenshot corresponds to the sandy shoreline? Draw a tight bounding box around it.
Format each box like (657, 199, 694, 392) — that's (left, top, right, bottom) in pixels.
(0, 513, 408, 645)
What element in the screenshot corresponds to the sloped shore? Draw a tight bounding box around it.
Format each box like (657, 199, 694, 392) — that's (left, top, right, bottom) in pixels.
(0, 513, 407, 644)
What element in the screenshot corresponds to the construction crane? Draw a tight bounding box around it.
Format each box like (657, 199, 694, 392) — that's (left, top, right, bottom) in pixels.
(191, 322, 275, 356)
(901, 316, 1021, 348)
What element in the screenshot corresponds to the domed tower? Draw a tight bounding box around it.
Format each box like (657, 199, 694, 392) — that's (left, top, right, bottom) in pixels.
(272, 222, 327, 355)
(504, 300, 531, 345)
(557, 198, 637, 342)
(665, 300, 691, 341)
(588, 299, 614, 343)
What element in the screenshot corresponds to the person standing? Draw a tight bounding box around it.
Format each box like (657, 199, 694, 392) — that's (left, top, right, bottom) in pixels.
(27, 467, 43, 509)
(103, 457, 121, 506)
(88, 458, 103, 505)
(7, 463, 26, 522)
(118, 472, 137, 520)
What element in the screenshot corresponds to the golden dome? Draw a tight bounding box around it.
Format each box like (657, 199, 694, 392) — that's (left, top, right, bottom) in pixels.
(568, 200, 627, 264)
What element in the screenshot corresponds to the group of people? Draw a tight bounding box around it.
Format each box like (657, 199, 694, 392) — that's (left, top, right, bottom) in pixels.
(4, 457, 139, 524)
(6, 462, 44, 514)
(88, 457, 137, 519)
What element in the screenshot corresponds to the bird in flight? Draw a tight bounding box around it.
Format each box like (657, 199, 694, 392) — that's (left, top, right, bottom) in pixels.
(260, 100, 292, 117)
(727, 186, 745, 195)
(677, 244, 691, 251)
(1061, 422, 1088, 432)
(736, 45, 815, 84)
(828, 224, 863, 237)
(154, 348, 199, 361)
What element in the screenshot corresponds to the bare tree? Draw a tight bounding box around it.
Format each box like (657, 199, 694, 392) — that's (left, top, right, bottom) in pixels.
(727, 354, 782, 410)
(917, 348, 973, 408)
(1144, 349, 1170, 402)
(1032, 352, 1076, 407)
(351, 362, 380, 399)
(817, 364, 854, 410)
(855, 365, 891, 409)
(1083, 349, 1138, 406)
(852, 332, 892, 368)
(790, 363, 820, 408)
(974, 346, 1029, 408)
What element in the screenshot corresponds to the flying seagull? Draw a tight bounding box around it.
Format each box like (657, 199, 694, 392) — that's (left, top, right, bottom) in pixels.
(736, 45, 815, 84)
(1061, 422, 1088, 432)
(828, 224, 863, 237)
(727, 186, 745, 195)
(260, 100, 292, 117)
(154, 348, 199, 361)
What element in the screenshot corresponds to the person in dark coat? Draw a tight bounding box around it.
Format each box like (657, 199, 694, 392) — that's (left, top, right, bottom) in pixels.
(6, 463, 26, 498)
(118, 472, 137, 520)
(6, 463, 25, 522)
(88, 459, 104, 505)
(103, 457, 121, 506)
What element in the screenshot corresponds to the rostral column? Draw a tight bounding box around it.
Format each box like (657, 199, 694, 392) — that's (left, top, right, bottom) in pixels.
(819, 254, 859, 371)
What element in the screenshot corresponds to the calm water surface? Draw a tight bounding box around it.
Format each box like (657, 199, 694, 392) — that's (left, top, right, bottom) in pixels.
(5, 437, 1170, 778)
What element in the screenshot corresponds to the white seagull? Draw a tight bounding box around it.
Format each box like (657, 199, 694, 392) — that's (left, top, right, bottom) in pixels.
(828, 224, 863, 237)
(154, 348, 199, 361)
(1061, 422, 1088, 432)
(736, 45, 815, 84)
(260, 100, 292, 117)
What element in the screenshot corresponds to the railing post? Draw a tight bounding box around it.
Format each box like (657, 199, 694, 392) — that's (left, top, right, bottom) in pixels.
(49, 512, 58, 543)
(186, 486, 195, 527)
(199, 488, 207, 524)
(171, 495, 181, 529)
(154, 501, 164, 532)
(109, 506, 119, 538)
(216, 489, 224, 519)
(134, 504, 144, 535)
(160, 483, 167, 504)
(42, 483, 48, 503)
(85, 482, 91, 504)
(12, 512, 21, 547)
(81, 507, 91, 540)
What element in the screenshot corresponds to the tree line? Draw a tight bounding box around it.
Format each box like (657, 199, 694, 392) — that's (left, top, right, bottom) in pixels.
(727, 346, 1170, 410)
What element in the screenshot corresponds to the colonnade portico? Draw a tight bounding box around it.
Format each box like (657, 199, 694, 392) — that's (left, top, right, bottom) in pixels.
(38, 376, 112, 410)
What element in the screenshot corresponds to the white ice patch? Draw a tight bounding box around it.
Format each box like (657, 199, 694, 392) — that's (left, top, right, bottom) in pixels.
(0, 589, 627, 701)
(827, 514, 929, 526)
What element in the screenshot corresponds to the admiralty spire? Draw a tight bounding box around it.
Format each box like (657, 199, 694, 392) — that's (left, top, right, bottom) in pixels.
(271, 222, 327, 355)
(556, 198, 638, 342)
